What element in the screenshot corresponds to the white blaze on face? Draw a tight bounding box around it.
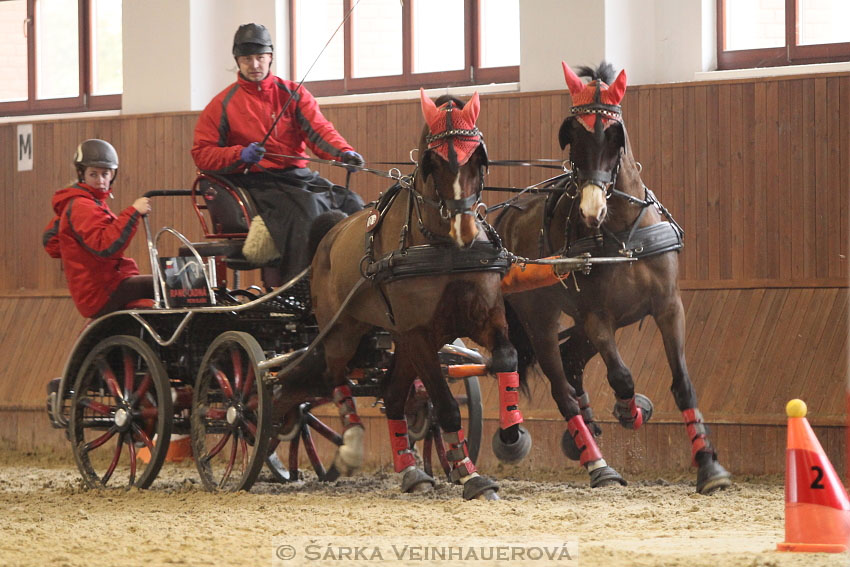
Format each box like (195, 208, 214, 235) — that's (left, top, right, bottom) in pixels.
(452, 172, 464, 246)
(579, 183, 608, 227)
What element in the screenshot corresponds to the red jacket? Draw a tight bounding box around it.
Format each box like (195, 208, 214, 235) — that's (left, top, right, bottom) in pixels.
(192, 73, 354, 173)
(42, 183, 142, 317)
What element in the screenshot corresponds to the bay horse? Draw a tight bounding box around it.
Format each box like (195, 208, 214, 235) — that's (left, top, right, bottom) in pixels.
(309, 90, 530, 500)
(496, 62, 731, 494)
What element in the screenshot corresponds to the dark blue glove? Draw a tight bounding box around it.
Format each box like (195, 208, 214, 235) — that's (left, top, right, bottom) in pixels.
(341, 150, 365, 172)
(240, 142, 266, 165)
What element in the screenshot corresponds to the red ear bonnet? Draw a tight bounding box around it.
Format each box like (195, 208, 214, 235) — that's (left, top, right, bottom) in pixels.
(562, 61, 627, 131)
(420, 88, 483, 166)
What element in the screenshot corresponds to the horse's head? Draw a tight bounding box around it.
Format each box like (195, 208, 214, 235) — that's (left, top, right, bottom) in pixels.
(417, 89, 488, 247)
(558, 61, 627, 229)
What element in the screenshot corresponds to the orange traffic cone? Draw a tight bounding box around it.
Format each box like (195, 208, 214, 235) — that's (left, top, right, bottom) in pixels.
(138, 434, 194, 464)
(777, 399, 850, 553)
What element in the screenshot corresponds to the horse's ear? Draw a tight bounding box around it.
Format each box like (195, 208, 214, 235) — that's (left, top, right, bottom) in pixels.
(606, 69, 627, 104)
(558, 118, 571, 150)
(561, 61, 586, 98)
(461, 91, 480, 124)
(420, 88, 440, 126)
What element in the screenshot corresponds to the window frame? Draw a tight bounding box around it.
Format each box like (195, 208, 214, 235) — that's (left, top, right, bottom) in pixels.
(289, 0, 518, 97)
(0, 0, 121, 117)
(717, 0, 850, 70)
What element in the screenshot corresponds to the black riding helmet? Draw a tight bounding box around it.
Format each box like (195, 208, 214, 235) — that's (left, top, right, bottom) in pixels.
(74, 139, 119, 184)
(233, 23, 273, 57)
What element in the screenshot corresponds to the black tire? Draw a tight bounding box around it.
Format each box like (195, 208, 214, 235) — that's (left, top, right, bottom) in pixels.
(192, 331, 271, 491)
(69, 335, 172, 489)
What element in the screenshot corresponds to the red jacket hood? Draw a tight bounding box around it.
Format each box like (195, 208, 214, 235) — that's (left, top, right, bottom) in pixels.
(52, 183, 110, 214)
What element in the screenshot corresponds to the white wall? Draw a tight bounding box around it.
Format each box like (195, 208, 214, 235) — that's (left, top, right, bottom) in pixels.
(123, 0, 283, 115)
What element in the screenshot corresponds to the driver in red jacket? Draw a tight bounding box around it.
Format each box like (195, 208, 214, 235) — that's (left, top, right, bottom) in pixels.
(42, 139, 154, 319)
(192, 23, 365, 286)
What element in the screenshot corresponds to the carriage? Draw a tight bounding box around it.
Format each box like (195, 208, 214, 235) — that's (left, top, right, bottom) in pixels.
(46, 172, 489, 492)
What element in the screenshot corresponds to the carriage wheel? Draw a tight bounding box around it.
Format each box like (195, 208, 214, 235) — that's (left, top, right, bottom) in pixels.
(263, 400, 342, 483)
(69, 335, 172, 489)
(192, 331, 271, 492)
(406, 373, 483, 481)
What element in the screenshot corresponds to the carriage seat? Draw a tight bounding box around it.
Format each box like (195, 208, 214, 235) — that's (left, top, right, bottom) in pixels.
(182, 173, 276, 271)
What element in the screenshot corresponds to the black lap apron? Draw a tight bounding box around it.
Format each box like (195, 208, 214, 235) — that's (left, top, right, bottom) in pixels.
(225, 168, 364, 281)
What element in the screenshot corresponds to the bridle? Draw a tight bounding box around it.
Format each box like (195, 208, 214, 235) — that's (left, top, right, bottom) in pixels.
(418, 100, 488, 219)
(565, 94, 625, 200)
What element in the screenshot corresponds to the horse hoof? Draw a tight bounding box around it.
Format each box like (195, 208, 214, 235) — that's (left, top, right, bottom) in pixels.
(401, 468, 435, 493)
(462, 475, 500, 501)
(491, 426, 532, 463)
(696, 454, 732, 495)
(613, 394, 654, 430)
(589, 465, 627, 488)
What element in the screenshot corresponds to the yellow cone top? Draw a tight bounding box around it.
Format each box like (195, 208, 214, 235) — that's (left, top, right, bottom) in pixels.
(786, 398, 807, 418)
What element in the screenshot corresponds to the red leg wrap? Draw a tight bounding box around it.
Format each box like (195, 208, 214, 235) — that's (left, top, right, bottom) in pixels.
(497, 371, 523, 429)
(682, 408, 709, 465)
(566, 415, 603, 466)
(332, 384, 361, 428)
(387, 419, 416, 473)
(442, 429, 477, 482)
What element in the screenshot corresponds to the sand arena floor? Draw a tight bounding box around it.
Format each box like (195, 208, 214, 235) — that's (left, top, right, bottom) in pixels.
(1, 450, 847, 567)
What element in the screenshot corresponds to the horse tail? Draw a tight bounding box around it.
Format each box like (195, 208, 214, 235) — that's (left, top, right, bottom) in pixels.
(504, 300, 535, 397)
(308, 210, 348, 260)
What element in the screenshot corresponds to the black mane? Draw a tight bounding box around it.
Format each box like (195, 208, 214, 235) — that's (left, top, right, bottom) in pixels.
(576, 61, 617, 85)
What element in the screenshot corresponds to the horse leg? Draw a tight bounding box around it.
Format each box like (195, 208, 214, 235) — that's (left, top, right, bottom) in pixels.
(477, 321, 533, 463)
(381, 344, 436, 493)
(583, 314, 653, 431)
(559, 326, 603, 437)
(321, 321, 371, 481)
(655, 296, 731, 494)
(405, 330, 499, 500)
(510, 299, 624, 486)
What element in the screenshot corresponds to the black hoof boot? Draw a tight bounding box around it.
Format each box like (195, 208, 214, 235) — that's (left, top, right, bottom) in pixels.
(322, 465, 340, 482)
(695, 451, 732, 494)
(401, 468, 435, 493)
(613, 394, 653, 430)
(589, 464, 627, 488)
(491, 425, 532, 463)
(462, 475, 500, 501)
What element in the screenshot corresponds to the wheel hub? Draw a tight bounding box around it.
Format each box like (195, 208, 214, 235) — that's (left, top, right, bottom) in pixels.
(114, 407, 130, 428)
(226, 406, 239, 425)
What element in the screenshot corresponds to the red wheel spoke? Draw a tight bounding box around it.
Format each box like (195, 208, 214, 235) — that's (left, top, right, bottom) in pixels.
(230, 347, 244, 392)
(210, 364, 234, 399)
(205, 432, 231, 460)
(139, 406, 159, 420)
(242, 417, 257, 437)
(240, 437, 248, 475)
(134, 373, 152, 401)
(242, 364, 256, 397)
(101, 431, 124, 485)
(127, 440, 137, 486)
(245, 395, 258, 411)
(79, 397, 114, 416)
(83, 425, 118, 452)
(97, 359, 123, 400)
(218, 435, 238, 488)
(205, 407, 227, 420)
(131, 423, 155, 452)
(122, 348, 137, 398)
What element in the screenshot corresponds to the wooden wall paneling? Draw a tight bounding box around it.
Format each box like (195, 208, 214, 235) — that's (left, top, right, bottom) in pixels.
(704, 289, 750, 414)
(825, 78, 841, 279)
(763, 80, 781, 280)
(800, 289, 844, 416)
(785, 81, 802, 280)
(725, 288, 769, 415)
(728, 82, 745, 280)
(813, 78, 828, 278)
(741, 83, 758, 281)
(841, 76, 850, 278)
(812, 291, 849, 416)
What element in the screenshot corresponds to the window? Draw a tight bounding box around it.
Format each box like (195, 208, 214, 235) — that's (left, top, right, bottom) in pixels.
(0, 0, 121, 116)
(290, 0, 519, 96)
(718, 0, 850, 70)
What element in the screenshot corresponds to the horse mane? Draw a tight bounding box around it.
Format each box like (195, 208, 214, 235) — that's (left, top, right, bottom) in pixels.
(576, 61, 617, 84)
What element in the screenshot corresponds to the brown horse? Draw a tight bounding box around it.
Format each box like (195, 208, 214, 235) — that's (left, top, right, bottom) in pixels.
(496, 62, 731, 494)
(309, 90, 530, 500)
